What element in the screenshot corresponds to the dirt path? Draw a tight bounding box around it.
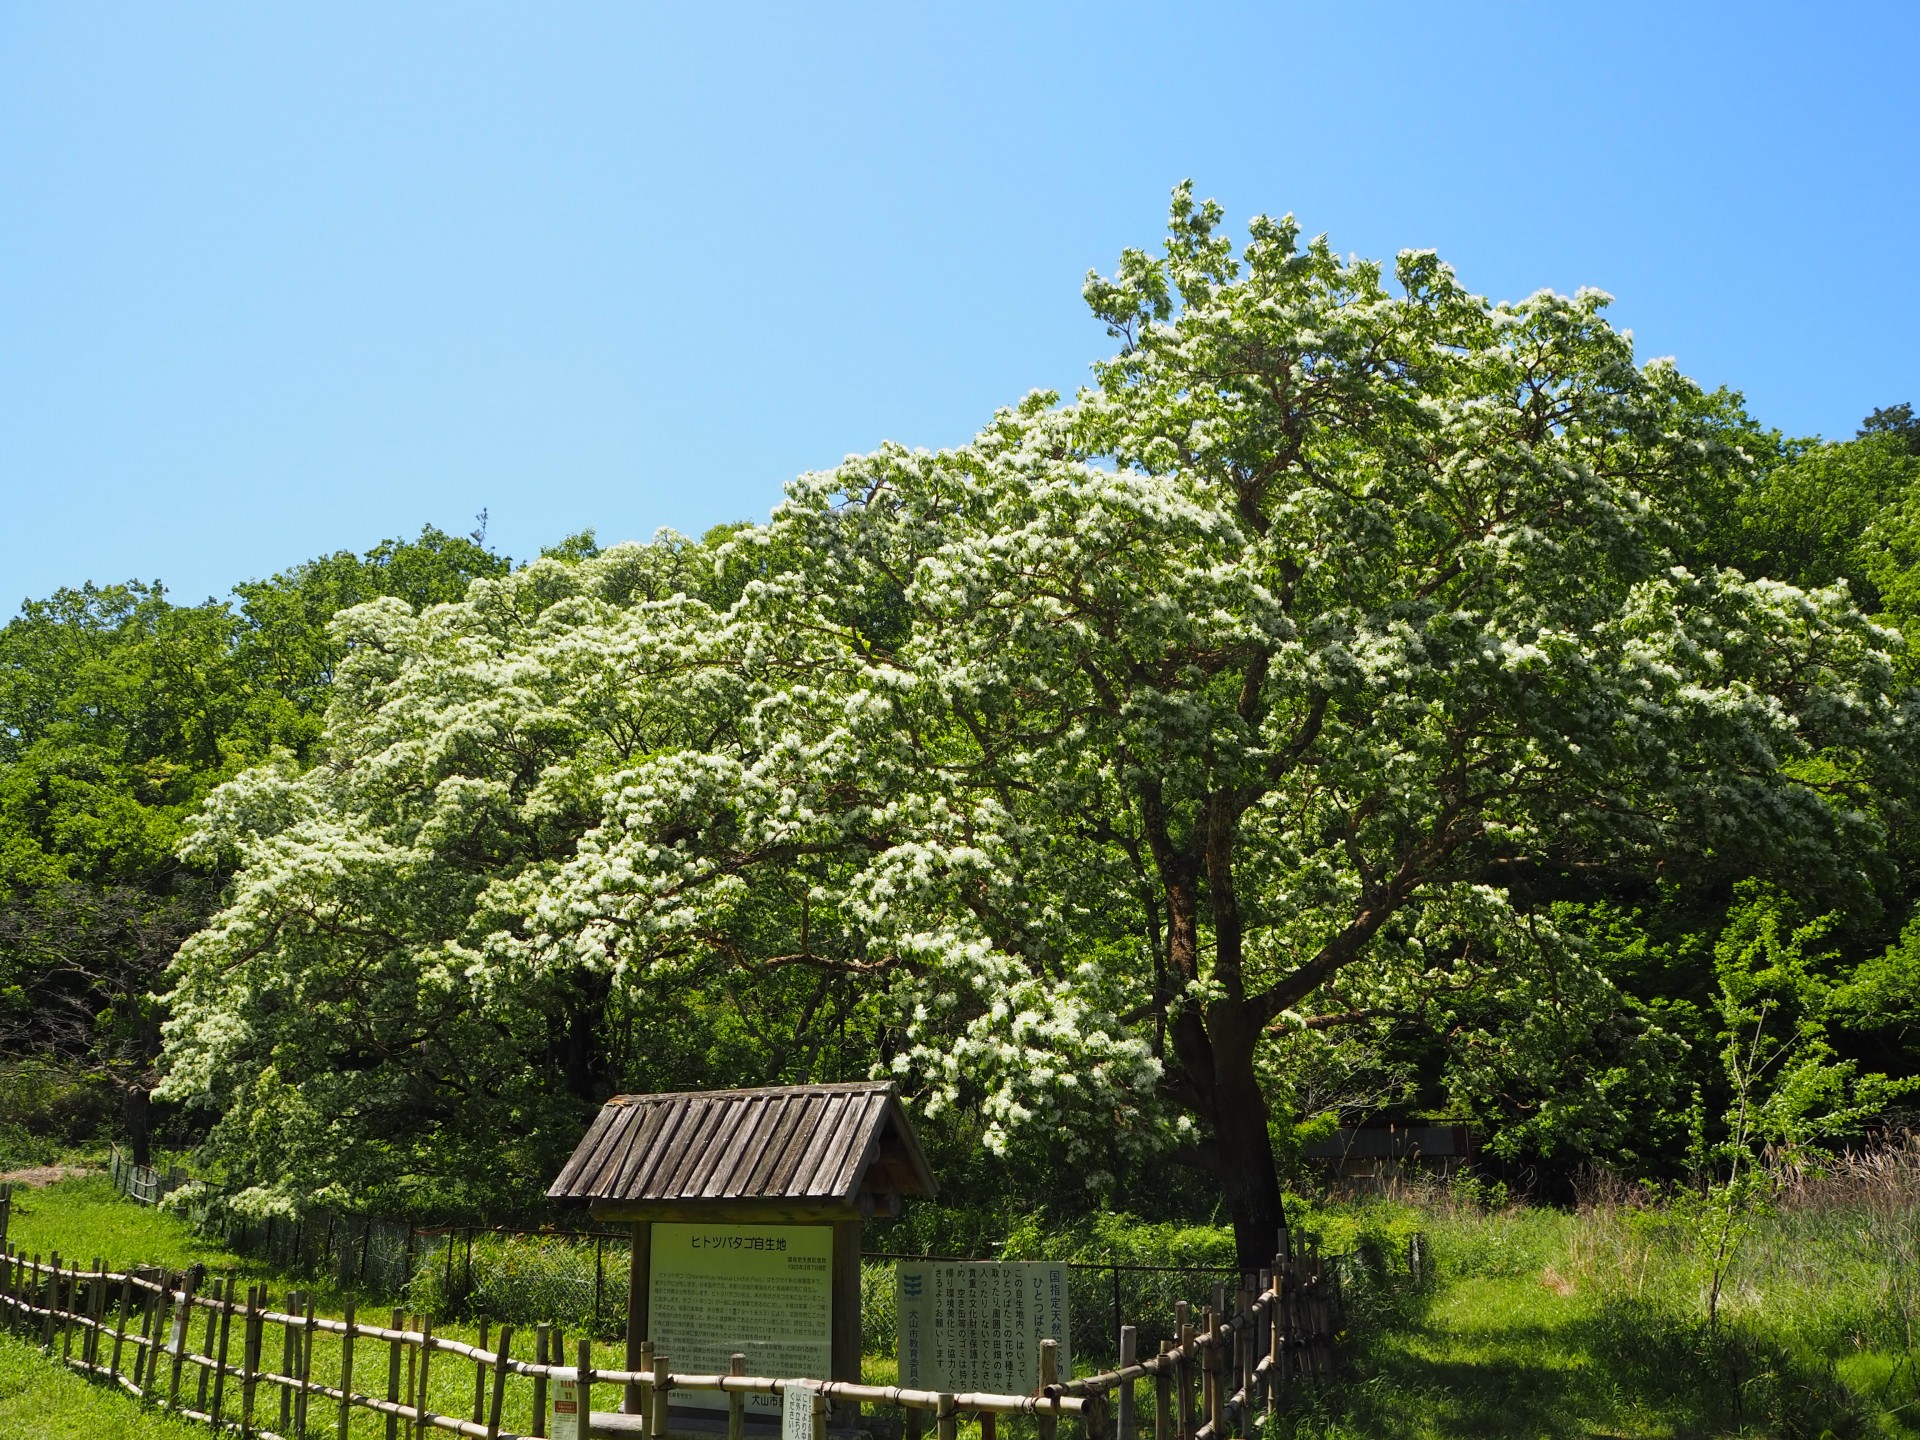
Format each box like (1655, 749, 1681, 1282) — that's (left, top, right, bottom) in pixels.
(0, 1163, 97, 1187)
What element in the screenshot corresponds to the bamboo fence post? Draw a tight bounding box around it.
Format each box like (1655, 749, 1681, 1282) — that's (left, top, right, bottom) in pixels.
(212, 1278, 235, 1430)
(240, 1287, 262, 1440)
(134, 1274, 158, 1393)
(41, 1252, 57, 1350)
(404, 1320, 419, 1440)
(386, 1308, 404, 1440)
(196, 1275, 221, 1411)
(339, 1296, 358, 1440)
(1234, 1287, 1253, 1433)
(59, 1261, 75, 1367)
(108, 1275, 132, 1387)
(87, 1258, 105, 1371)
(474, 1316, 491, 1426)
(637, 1337, 653, 1440)
(1154, 1340, 1172, 1440)
(296, 1292, 317, 1436)
(649, 1353, 670, 1440)
(810, 1388, 828, 1440)
(416, 1315, 437, 1440)
(280, 1289, 298, 1435)
(935, 1393, 958, 1440)
(1172, 1302, 1190, 1440)
(1084, 1391, 1112, 1440)
(1199, 1307, 1219, 1440)
(1039, 1337, 1060, 1440)
(728, 1351, 747, 1440)
(532, 1324, 550, 1439)
(576, 1337, 595, 1439)
(1116, 1325, 1137, 1440)
(486, 1324, 513, 1440)
(168, 1270, 200, 1411)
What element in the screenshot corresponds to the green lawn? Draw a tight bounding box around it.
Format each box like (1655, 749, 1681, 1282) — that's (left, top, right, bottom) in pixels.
(0, 1331, 209, 1440)
(4, 1173, 253, 1276)
(6, 1177, 1919, 1439)
(1273, 1205, 1920, 1440)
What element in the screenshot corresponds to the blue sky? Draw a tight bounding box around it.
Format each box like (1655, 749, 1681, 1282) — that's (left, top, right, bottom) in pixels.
(3, 3, 1916, 608)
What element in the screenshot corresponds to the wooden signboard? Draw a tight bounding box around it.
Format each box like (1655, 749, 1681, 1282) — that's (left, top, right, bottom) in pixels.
(895, 1261, 1071, 1393)
(649, 1222, 833, 1415)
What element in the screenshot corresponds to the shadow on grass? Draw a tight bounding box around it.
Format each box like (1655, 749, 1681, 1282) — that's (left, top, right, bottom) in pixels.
(1269, 1273, 1901, 1440)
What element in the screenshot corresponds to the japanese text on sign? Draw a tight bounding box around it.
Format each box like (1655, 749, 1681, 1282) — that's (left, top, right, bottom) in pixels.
(649, 1223, 833, 1415)
(896, 1262, 1070, 1394)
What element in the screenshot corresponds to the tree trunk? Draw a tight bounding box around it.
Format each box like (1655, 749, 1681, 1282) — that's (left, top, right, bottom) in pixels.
(122, 1083, 152, 1168)
(559, 967, 613, 1103)
(1204, 1018, 1287, 1272)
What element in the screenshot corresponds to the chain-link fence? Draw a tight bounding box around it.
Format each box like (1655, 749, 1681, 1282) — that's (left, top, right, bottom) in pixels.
(106, 1146, 191, 1205)
(106, 1149, 1272, 1371)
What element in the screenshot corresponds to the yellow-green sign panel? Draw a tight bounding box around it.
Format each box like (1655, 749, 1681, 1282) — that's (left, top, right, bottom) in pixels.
(649, 1223, 834, 1414)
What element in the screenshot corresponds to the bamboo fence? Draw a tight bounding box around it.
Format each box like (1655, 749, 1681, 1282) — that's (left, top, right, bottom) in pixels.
(0, 1238, 1339, 1440)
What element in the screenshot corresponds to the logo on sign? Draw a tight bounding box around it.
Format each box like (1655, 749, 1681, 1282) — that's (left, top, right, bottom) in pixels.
(552, 1377, 583, 1440)
(901, 1273, 924, 1299)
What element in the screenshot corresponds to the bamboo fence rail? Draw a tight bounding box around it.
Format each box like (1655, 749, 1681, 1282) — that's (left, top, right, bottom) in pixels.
(0, 1238, 1339, 1440)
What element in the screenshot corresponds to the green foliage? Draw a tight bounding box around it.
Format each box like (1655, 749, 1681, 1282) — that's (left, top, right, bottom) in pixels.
(158, 189, 1914, 1259)
(0, 526, 512, 1163)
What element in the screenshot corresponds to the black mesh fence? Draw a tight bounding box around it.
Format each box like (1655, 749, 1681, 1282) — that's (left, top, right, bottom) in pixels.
(107, 1148, 1264, 1369)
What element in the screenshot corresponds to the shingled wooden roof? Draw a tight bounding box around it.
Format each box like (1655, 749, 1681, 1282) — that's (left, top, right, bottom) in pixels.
(548, 1081, 937, 1214)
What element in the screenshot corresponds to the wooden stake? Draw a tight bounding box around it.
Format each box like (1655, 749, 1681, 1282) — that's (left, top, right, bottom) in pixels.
(728, 1351, 746, 1440)
(532, 1323, 550, 1439)
(637, 1338, 653, 1440)
(404, 1320, 419, 1440)
(197, 1275, 221, 1412)
(1174, 1302, 1193, 1440)
(486, 1324, 513, 1440)
(1153, 1341, 1172, 1440)
(240, 1287, 261, 1440)
(1040, 1338, 1060, 1440)
(386, 1308, 403, 1440)
(473, 1316, 490, 1424)
(1117, 1325, 1137, 1440)
(108, 1275, 132, 1387)
(416, 1315, 436, 1440)
(168, 1269, 200, 1411)
(339, 1296, 358, 1440)
(649, 1353, 670, 1440)
(577, 1337, 595, 1437)
(211, 1277, 236, 1429)
(295, 1292, 316, 1436)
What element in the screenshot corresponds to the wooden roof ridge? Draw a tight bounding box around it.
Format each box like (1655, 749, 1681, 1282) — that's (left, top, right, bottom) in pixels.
(547, 1080, 937, 1209)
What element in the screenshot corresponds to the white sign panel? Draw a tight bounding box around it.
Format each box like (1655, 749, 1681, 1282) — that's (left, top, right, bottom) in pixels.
(649, 1223, 833, 1415)
(551, 1370, 583, 1440)
(781, 1381, 819, 1440)
(896, 1262, 1070, 1394)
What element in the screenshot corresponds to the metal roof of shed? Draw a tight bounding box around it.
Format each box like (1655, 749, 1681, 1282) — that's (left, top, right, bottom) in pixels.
(547, 1081, 937, 1208)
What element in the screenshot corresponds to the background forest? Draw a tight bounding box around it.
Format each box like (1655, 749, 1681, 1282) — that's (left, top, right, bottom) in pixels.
(5, 205, 1920, 1271)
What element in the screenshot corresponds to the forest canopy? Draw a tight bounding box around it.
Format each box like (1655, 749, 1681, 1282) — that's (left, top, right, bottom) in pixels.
(7, 191, 1920, 1266)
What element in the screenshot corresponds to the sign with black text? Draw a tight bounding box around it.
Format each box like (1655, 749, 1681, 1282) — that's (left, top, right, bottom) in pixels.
(649, 1223, 833, 1415)
(896, 1262, 1070, 1394)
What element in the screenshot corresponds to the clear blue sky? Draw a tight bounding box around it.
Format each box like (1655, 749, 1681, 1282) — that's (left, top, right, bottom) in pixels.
(4, 3, 1916, 609)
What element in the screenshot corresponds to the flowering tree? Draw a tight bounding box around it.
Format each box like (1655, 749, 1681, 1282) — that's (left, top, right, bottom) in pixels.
(164, 190, 1906, 1255)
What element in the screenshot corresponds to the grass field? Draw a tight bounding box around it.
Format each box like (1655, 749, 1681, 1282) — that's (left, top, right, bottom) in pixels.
(1277, 1183, 1920, 1440)
(7, 1168, 1920, 1439)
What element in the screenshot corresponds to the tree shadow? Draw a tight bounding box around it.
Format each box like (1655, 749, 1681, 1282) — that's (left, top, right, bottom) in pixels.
(1272, 1274, 1881, 1439)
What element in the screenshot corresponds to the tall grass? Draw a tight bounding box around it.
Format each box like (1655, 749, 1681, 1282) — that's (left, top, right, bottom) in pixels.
(1284, 1142, 1920, 1439)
